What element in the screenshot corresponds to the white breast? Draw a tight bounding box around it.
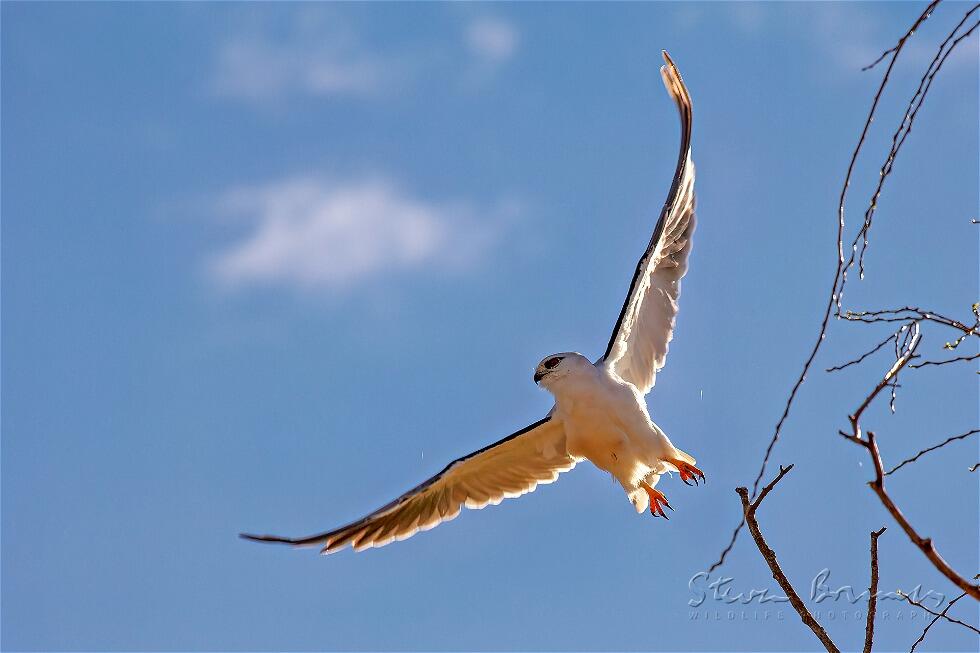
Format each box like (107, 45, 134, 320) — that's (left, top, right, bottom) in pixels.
(554, 373, 649, 477)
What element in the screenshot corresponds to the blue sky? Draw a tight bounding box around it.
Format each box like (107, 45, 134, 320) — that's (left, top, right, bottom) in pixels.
(2, 2, 977, 651)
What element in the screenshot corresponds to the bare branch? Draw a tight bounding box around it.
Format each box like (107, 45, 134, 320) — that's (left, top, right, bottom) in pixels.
(885, 429, 980, 475)
(843, 324, 921, 443)
(863, 527, 887, 653)
(898, 591, 980, 635)
(736, 465, 841, 653)
(858, 432, 979, 598)
(843, 307, 978, 335)
(909, 591, 969, 652)
(751, 463, 795, 508)
(840, 335, 980, 598)
(709, 3, 980, 585)
(707, 0, 947, 575)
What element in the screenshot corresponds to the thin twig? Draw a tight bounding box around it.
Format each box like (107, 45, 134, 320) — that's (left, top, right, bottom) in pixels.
(736, 465, 841, 653)
(826, 329, 901, 372)
(833, 0, 942, 314)
(885, 429, 980, 475)
(863, 527, 887, 653)
(898, 591, 980, 635)
(910, 352, 980, 368)
(909, 591, 969, 652)
(862, 46, 898, 72)
(840, 5, 980, 297)
(844, 306, 977, 334)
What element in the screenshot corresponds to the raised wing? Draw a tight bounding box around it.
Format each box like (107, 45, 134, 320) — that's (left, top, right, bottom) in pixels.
(599, 51, 695, 395)
(240, 417, 575, 554)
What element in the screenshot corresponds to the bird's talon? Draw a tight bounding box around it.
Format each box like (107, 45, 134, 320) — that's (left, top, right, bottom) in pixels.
(642, 483, 672, 520)
(671, 459, 705, 487)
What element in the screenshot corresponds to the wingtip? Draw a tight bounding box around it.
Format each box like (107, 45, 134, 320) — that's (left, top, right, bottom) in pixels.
(658, 50, 691, 115)
(239, 531, 299, 545)
(239, 532, 269, 543)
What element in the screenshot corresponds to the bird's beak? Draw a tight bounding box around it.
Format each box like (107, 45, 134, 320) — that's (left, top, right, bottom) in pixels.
(533, 370, 546, 384)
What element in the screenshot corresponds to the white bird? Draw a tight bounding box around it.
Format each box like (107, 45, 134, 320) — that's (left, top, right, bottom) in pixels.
(241, 51, 702, 555)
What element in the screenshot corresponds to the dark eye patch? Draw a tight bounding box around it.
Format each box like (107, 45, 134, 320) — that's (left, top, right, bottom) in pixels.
(544, 357, 561, 369)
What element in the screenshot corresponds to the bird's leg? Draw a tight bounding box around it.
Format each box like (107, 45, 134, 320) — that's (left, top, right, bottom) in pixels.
(641, 482, 672, 519)
(668, 458, 705, 486)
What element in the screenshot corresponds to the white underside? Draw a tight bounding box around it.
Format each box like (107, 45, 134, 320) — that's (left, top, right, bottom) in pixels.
(547, 365, 694, 513)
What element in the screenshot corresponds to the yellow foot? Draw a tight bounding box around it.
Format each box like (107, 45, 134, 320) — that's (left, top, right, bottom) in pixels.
(641, 483, 673, 519)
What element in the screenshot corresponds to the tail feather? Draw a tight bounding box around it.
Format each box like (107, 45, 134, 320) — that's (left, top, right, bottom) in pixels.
(628, 487, 648, 514)
(672, 446, 696, 466)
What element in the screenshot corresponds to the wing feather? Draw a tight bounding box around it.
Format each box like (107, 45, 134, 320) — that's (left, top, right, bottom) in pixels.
(240, 417, 575, 554)
(598, 51, 696, 395)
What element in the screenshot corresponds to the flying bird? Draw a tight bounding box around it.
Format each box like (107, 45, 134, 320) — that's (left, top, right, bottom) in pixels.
(241, 51, 702, 555)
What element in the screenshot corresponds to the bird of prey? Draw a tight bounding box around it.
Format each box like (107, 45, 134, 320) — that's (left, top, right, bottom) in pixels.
(241, 51, 701, 555)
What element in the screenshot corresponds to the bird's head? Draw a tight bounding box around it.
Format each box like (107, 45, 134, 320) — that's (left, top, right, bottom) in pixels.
(533, 352, 592, 389)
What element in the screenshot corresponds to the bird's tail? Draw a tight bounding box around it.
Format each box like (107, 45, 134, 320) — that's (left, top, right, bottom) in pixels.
(671, 446, 696, 466)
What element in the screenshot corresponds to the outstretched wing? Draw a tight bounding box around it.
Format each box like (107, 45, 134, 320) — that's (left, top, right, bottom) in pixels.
(598, 51, 695, 396)
(240, 417, 575, 554)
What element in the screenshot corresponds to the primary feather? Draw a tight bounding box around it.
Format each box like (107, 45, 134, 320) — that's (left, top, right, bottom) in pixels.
(240, 417, 576, 554)
(600, 51, 696, 395)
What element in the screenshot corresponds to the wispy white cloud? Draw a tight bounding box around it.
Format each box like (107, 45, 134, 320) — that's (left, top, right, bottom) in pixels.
(210, 10, 405, 103)
(726, 3, 766, 37)
(209, 175, 515, 292)
(671, 3, 876, 73)
(465, 17, 520, 65)
(804, 3, 978, 75)
(213, 37, 385, 102)
(212, 9, 522, 105)
(802, 3, 881, 73)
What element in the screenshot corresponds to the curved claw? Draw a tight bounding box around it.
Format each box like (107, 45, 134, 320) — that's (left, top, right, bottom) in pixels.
(642, 483, 672, 520)
(671, 459, 706, 487)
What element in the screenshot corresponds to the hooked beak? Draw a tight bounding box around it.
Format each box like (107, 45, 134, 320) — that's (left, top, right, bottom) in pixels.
(533, 370, 546, 384)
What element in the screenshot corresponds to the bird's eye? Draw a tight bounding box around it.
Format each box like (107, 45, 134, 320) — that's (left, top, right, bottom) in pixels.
(544, 357, 561, 369)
